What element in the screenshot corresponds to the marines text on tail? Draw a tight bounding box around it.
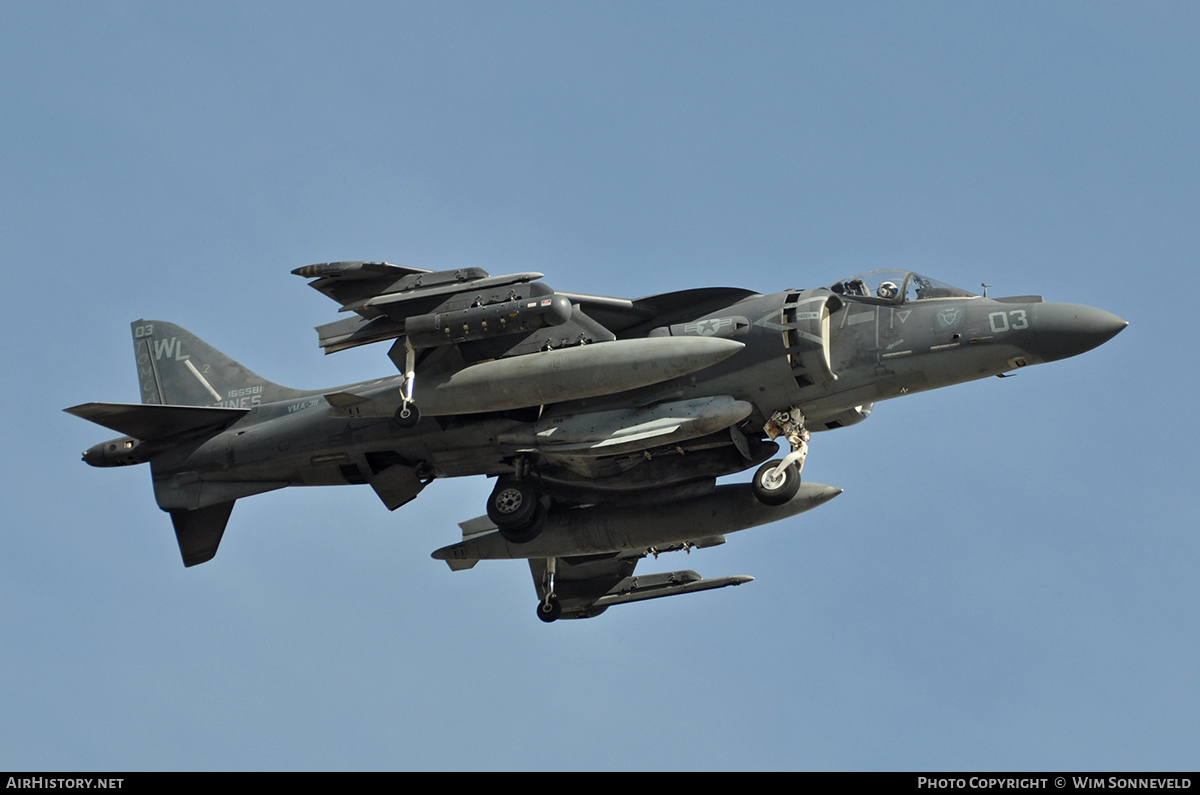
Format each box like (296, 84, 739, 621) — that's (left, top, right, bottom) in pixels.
(68, 265, 1126, 621)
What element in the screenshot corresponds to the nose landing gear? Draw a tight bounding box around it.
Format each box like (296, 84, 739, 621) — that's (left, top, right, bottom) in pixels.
(753, 407, 810, 506)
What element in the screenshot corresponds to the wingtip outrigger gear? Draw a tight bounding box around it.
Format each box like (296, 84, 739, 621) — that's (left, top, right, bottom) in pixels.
(537, 557, 562, 623)
(394, 337, 420, 427)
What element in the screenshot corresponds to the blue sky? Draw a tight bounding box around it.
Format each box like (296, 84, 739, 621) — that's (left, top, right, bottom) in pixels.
(3, 2, 1197, 771)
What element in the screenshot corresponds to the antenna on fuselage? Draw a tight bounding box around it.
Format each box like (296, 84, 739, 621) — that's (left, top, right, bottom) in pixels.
(981, 283, 991, 298)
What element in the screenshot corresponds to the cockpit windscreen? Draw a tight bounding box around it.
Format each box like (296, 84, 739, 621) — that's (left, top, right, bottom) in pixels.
(829, 270, 976, 304)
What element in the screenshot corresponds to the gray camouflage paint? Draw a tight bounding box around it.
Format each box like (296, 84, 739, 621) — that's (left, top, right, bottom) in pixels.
(66, 266, 1126, 620)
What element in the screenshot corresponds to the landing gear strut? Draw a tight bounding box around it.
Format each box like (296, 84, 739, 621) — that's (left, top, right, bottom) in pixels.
(394, 338, 420, 428)
(537, 558, 562, 623)
(753, 407, 809, 506)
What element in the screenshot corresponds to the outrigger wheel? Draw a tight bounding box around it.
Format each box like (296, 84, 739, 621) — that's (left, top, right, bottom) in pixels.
(536, 597, 562, 623)
(487, 478, 545, 543)
(393, 403, 420, 429)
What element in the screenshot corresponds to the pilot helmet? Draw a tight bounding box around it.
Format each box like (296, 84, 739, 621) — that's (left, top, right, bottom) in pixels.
(877, 281, 899, 300)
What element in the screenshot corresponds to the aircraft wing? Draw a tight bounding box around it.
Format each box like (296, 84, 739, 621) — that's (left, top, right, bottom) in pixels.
(293, 261, 570, 357)
(293, 262, 759, 361)
(558, 286, 762, 336)
(297, 262, 780, 622)
(438, 508, 771, 621)
(528, 552, 754, 621)
(291, 261, 434, 312)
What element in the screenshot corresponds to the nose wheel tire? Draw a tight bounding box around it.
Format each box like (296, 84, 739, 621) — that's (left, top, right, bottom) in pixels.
(752, 459, 800, 506)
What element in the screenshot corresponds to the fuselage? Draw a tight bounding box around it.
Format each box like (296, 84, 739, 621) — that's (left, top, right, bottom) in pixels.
(82, 270, 1126, 518)
(67, 266, 1127, 616)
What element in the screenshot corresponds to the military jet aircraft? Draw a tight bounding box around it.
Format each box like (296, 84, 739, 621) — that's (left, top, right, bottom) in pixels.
(66, 264, 1126, 622)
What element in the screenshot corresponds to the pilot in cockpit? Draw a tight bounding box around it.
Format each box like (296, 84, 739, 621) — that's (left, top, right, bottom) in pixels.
(832, 278, 869, 297)
(877, 281, 899, 300)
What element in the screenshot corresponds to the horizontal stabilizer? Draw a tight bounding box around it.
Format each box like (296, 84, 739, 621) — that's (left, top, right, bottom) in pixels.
(64, 402, 248, 441)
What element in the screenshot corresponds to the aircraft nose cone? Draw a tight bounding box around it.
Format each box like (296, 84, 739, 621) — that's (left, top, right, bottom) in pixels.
(1032, 303, 1128, 362)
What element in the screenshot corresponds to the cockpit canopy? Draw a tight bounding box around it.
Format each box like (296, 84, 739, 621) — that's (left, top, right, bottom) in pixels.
(829, 270, 976, 304)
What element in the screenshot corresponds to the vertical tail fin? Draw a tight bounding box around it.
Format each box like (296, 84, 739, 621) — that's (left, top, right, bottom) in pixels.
(131, 319, 308, 406)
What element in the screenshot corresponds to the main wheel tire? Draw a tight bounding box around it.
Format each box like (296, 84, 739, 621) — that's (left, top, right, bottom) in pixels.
(537, 597, 562, 623)
(487, 478, 538, 530)
(497, 502, 546, 544)
(752, 459, 800, 506)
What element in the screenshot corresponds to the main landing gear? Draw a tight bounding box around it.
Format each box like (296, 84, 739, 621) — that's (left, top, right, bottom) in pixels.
(752, 407, 810, 506)
(487, 475, 546, 544)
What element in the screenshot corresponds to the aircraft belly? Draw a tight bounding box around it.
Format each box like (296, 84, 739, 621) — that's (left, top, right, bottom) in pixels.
(534, 434, 777, 501)
(429, 448, 509, 478)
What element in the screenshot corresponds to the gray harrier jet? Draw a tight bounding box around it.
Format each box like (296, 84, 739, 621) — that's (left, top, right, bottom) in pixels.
(66, 264, 1126, 621)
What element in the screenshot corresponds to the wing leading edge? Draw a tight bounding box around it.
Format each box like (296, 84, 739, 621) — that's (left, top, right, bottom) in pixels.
(529, 552, 754, 621)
